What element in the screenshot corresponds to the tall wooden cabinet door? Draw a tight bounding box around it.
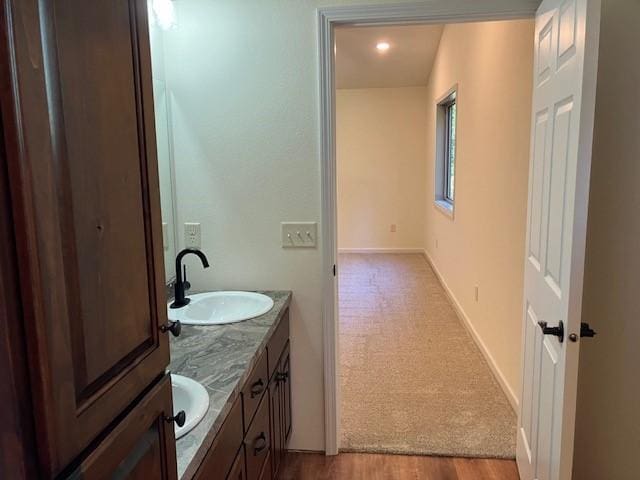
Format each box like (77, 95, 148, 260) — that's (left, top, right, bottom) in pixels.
(68, 375, 178, 480)
(5, 0, 169, 475)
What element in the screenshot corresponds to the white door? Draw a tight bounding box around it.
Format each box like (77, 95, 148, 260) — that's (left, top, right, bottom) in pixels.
(517, 0, 601, 479)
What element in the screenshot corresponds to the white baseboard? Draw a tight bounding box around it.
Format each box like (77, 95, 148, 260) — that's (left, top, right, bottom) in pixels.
(338, 248, 425, 254)
(422, 250, 519, 412)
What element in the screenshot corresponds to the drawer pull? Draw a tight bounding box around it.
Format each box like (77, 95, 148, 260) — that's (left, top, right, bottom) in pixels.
(276, 371, 288, 383)
(252, 432, 268, 455)
(166, 410, 186, 428)
(250, 379, 265, 398)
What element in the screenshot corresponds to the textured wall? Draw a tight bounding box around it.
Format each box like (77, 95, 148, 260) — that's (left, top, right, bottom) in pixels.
(572, 0, 640, 477)
(337, 87, 428, 251)
(423, 19, 534, 404)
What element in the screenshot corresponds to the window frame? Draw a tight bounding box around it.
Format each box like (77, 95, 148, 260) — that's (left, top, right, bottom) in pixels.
(434, 85, 458, 218)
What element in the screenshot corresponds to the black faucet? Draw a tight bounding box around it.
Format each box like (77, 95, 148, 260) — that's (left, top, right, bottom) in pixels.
(170, 248, 210, 309)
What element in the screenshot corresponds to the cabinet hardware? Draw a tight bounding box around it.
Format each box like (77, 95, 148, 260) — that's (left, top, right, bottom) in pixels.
(538, 320, 564, 343)
(252, 432, 268, 455)
(250, 379, 265, 398)
(165, 410, 186, 428)
(160, 320, 182, 337)
(276, 372, 289, 383)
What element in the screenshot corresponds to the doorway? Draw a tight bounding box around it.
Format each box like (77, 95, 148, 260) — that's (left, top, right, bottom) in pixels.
(319, 1, 601, 479)
(335, 18, 531, 460)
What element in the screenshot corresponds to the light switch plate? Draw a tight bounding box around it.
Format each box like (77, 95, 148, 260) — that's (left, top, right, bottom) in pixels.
(282, 222, 317, 248)
(162, 222, 169, 251)
(184, 222, 201, 249)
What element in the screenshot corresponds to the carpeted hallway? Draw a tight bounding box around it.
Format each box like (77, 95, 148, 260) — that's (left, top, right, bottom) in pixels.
(339, 253, 517, 458)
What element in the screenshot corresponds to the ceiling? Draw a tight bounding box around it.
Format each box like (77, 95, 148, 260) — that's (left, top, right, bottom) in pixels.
(335, 24, 444, 89)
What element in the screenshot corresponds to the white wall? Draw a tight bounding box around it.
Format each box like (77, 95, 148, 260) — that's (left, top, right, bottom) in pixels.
(423, 20, 534, 404)
(336, 87, 428, 251)
(572, 0, 640, 477)
(162, 0, 432, 452)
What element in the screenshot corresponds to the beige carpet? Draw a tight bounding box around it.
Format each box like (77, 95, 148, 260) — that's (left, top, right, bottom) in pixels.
(339, 253, 517, 459)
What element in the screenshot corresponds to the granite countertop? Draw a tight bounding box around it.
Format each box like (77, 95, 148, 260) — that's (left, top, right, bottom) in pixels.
(169, 290, 292, 479)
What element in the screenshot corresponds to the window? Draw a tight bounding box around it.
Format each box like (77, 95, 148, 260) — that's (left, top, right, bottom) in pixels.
(435, 87, 457, 217)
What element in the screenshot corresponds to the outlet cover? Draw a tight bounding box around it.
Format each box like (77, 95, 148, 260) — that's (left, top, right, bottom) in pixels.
(282, 222, 317, 248)
(184, 222, 201, 249)
(390, 224, 397, 233)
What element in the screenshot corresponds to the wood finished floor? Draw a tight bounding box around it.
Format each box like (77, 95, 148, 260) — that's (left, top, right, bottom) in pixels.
(279, 452, 520, 480)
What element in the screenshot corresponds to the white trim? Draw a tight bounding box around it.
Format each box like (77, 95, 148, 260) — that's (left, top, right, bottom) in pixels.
(422, 250, 519, 411)
(338, 247, 426, 254)
(434, 199, 455, 218)
(318, 0, 539, 456)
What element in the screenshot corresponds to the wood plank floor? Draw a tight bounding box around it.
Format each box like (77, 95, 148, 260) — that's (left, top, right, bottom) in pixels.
(279, 452, 520, 480)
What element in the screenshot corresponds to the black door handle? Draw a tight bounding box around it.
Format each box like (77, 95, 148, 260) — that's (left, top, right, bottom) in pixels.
(252, 432, 268, 455)
(166, 410, 186, 428)
(161, 320, 182, 337)
(538, 320, 564, 343)
(580, 322, 596, 338)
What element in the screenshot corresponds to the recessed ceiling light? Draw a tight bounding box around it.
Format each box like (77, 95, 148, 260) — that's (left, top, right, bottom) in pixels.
(376, 42, 390, 52)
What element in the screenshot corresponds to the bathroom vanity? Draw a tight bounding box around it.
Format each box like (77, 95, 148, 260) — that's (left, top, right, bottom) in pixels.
(171, 291, 292, 480)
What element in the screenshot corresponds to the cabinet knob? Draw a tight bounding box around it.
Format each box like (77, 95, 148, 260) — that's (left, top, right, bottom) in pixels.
(166, 410, 186, 428)
(250, 379, 265, 398)
(161, 320, 182, 337)
(276, 371, 288, 383)
(252, 432, 268, 455)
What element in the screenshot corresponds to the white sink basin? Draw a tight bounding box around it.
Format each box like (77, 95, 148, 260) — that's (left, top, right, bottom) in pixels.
(171, 374, 209, 439)
(168, 291, 274, 326)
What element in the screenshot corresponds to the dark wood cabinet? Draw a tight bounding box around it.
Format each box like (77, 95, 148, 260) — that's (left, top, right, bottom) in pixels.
(269, 340, 292, 479)
(227, 448, 247, 480)
(1, 0, 171, 477)
(66, 375, 177, 480)
(245, 395, 271, 480)
(194, 311, 291, 480)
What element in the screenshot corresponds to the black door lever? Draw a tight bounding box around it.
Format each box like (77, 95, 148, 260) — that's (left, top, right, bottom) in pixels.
(580, 322, 597, 338)
(538, 320, 564, 343)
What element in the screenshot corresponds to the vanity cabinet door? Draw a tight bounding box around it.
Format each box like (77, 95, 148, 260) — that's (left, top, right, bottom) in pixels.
(269, 374, 283, 478)
(66, 375, 177, 480)
(226, 448, 247, 480)
(281, 345, 292, 444)
(5, 0, 169, 475)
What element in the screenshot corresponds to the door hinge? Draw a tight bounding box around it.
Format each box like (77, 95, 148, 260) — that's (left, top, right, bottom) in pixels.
(333, 264, 336, 276)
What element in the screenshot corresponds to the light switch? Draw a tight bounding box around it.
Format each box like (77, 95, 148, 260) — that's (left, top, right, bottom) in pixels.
(282, 222, 317, 248)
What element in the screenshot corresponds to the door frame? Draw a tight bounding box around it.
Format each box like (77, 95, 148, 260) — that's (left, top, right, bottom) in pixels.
(318, 0, 543, 456)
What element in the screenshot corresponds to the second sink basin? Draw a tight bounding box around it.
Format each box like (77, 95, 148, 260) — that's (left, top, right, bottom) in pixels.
(172, 374, 209, 440)
(168, 291, 274, 326)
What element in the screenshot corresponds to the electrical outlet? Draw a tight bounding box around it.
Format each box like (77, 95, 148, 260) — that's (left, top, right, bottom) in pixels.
(390, 224, 397, 233)
(184, 222, 201, 249)
(282, 222, 317, 248)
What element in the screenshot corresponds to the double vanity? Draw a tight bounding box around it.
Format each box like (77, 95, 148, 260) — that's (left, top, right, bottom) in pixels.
(168, 289, 292, 479)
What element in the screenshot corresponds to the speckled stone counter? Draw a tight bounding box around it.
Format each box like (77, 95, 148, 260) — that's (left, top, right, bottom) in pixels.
(169, 291, 292, 479)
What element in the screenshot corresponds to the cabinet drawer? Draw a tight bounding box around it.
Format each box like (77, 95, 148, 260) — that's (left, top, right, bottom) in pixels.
(241, 349, 268, 432)
(267, 309, 289, 378)
(65, 374, 177, 479)
(244, 394, 270, 480)
(226, 446, 247, 480)
(194, 398, 243, 480)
